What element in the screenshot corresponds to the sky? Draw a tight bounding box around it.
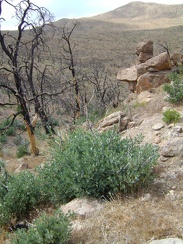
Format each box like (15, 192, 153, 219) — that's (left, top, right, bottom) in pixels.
(1, 0, 183, 30)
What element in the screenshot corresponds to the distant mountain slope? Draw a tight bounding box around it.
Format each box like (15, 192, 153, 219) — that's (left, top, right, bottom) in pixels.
(51, 2, 183, 70)
(96, 1, 183, 19)
(89, 1, 183, 29)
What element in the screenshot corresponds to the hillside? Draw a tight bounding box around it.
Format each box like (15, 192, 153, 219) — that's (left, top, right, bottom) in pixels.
(53, 2, 183, 70)
(93, 1, 183, 29)
(66, 86, 183, 243)
(1, 2, 183, 243)
(1, 86, 183, 243)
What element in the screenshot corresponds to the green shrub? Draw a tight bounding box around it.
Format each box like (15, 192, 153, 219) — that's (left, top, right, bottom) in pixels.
(162, 108, 181, 124)
(0, 161, 9, 200)
(38, 130, 159, 202)
(10, 210, 71, 244)
(0, 134, 7, 144)
(0, 171, 41, 226)
(16, 144, 29, 158)
(163, 68, 183, 103)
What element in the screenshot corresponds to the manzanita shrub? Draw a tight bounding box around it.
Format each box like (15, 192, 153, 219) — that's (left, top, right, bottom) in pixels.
(0, 130, 159, 230)
(10, 210, 71, 244)
(38, 130, 159, 202)
(0, 171, 41, 226)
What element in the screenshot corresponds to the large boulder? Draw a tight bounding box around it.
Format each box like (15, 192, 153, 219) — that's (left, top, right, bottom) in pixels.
(136, 40, 153, 63)
(117, 63, 149, 82)
(117, 66, 138, 82)
(136, 40, 153, 55)
(97, 111, 130, 132)
(136, 70, 171, 93)
(161, 137, 183, 157)
(117, 52, 171, 83)
(117, 40, 172, 94)
(145, 52, 171, 71)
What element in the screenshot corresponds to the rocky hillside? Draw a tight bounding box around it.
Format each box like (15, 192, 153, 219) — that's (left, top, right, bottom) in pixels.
(60, 86, 183, 243)
(53, 2, 183, 70)
(91, 1, 183, 29)
(2, 86, 183, 244)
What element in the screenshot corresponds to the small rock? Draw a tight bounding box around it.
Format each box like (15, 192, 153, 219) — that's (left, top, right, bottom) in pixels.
(165, 190, 176, 201)
(152, 123, 164, 131)
(169, 126, 183, 138)
(139, 193, 151, 202)
(160, 156, 168, 162)
(154, 136, 161, 144)
(60, 197, 103, 217)
(148, 238, 183, 244)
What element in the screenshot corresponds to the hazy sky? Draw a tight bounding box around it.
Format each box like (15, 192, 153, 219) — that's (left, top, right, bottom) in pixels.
(1, 0, 183, 30)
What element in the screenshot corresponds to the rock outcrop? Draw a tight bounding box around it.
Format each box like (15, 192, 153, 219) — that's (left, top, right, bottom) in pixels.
(171, 52, 183, 66)
(97, 111, 130, 132)
(117, 41, 173, 93)
(136, 40, 153, 63)
(136, 70, 171, 93)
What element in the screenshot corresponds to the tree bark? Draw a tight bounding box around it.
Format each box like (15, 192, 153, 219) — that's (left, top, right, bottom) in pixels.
(25, 121, 39, 156)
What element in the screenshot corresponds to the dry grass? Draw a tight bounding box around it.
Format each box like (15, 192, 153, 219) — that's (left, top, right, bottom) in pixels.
(70, 196, 183, 244)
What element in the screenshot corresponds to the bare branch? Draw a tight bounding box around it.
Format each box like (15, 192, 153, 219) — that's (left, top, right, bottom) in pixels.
(0, 112, 22, 131)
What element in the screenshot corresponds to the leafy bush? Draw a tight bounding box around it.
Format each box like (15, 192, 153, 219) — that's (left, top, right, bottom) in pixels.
(10, 210, 71, 244)
(0, 161, 9, 200)
(163, 68, 183, 103)
(38, 130, 159, 202)
(16, 144, 29, 158)
(0, 171, 41, 226)
(162, 108, 181, 124)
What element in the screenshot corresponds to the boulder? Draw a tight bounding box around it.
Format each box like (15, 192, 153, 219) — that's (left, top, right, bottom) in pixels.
(148, 238, 183, 244)
(117, 64, 148, 82)
(152, 123, 164, 131)
(60, 197, 103, 217)
(117, 66, 138, 82)
(136, 70, 171, 93)
(136, 40, 153, 55)
(97, 111, 130, 132)
(136, 40, 153, 63)
(97, 111, 125, 128)
(138, 52, 153, 63)
(161, 137, 183, 157)
(117, 42, 172, 94)
(145, 52, 171, 71)
(171, 52, 183, 66)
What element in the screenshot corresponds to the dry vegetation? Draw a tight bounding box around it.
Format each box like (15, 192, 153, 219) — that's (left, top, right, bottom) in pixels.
(70, 197, 183, 244)
(1, 2, 183, 243)
(53, 2, 183, 70)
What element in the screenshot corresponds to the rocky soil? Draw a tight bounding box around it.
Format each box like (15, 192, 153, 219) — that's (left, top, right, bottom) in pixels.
(1, 86, 183, 243)
(62, 87, 183, 243)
